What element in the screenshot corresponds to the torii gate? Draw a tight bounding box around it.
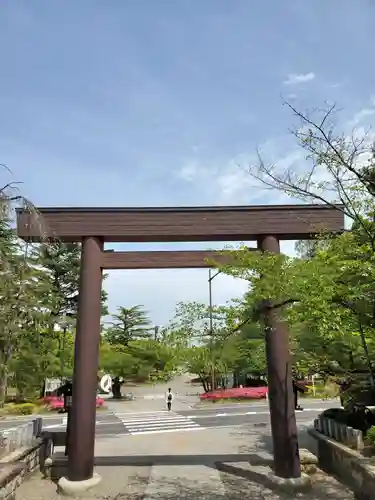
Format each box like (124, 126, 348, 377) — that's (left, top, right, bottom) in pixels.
(16, 204, 344, 486)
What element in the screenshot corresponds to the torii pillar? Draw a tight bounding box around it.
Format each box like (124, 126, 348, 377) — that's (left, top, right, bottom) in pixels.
(67, 237, 103, 482)
(258, 235, 300, 479)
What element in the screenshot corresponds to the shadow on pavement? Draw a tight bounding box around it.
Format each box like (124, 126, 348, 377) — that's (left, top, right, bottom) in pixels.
(47, 451, 351, 499)
(48, 452, 297, 497)
(51, 452, 275, 467)
(43, 424, 353, 499)
(258, 425, 318, 456)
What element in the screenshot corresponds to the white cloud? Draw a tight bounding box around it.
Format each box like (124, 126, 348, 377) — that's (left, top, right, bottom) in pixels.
(283, 72, 315, 85)
(103, 146, 303, 325)
(103, 242, 299, 326)
(176, 161, 199, 182)
(104, 269, 250, 326)
(347, 107, 375, 127)
(175, 146, 297, 206)
(104, 98, 375, 326)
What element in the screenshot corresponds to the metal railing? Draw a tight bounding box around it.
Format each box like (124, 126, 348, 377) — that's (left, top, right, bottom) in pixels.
(314, 416, 364, 450)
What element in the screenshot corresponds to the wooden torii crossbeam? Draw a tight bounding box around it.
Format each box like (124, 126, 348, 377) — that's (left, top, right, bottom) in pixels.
(101, 249, 254, 269)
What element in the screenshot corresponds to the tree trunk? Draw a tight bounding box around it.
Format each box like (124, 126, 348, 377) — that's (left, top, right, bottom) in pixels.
(348, 349, 355, 370)
(16, 389, 25, 403)
(358, 322, 375, 389)
(0, 345, 12, 408)
(199, 374, 209, 392)
(0, 369, 8, 408)
(40, 381, 46, 399)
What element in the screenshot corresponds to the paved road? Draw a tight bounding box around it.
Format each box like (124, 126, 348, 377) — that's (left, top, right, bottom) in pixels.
(15, 414, 355, 500)
(0, 398, 339, 437)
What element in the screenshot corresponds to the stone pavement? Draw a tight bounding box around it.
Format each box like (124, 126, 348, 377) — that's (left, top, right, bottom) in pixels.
(15, 423, 356, 499)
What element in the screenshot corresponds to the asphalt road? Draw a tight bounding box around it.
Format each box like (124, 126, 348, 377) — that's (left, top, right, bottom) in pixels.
(0, 398, 339, 437)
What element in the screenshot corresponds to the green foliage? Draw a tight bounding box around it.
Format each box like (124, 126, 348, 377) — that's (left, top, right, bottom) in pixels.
(99, 342, 138, 379)
(0, 219, 53, 404)
(5, 403, 36, 415)
(105, 305, 152, 346)
(32, 241, 109, 319)
(99, 336, 178, 383)
(4, 106, 375, 408)
(366, 425, 375, 445)
(211, 222, 375, 383)
(167, 299, 265, 391)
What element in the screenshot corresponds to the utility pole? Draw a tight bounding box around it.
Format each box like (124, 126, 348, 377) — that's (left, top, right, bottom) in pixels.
(208, 269, 221, 392)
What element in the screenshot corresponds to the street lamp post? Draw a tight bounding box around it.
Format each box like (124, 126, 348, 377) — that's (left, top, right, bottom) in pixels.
(208, 269, 221, 391)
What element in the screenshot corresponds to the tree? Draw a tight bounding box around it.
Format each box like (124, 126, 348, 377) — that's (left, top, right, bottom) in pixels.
(294, 239, 326, 259)
(99, 336, 177, 387)
(0, 167, 96, 402)
(247, 100, 375, 224)
(0, 218, 52, 404)
(105, 305, 152, 346)
(233, 99, 375, 391)
(215, 228, 375, 385)
(33, 241, 109, 321)
(29, 241, 109, 395)
(99, 342, 138, 381)
(170, 299, 263, 391)
(9, 327, 75, 400)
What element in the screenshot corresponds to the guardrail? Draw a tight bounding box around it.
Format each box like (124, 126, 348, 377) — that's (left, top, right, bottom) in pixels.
(314, 416, 364, 450)
(0, 417, 43, 458)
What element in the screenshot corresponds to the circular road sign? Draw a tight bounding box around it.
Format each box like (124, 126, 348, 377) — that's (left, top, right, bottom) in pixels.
(100, 374, 112, 393)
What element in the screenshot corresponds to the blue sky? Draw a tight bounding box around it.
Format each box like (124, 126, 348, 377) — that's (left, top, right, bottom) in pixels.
(1, 0, 375, 325)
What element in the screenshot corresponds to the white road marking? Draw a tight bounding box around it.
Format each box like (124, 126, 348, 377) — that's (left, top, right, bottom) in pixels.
(114, 411, 168, 416)
(37, 406, 328, 432)
(187, 408, 327, 418)
(130, 427, 206, 436)
(127, 421, 199, 430)
(117, 410, 202, 436)
(43, 420, 122, 429)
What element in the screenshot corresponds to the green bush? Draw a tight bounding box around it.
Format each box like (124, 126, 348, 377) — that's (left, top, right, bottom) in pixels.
(321, 407, 375, 434)
(6, 403, 36, 415)
(340, 377, 375, 408)
(366, 425, 375, 445)
(303, 381, 339, 399)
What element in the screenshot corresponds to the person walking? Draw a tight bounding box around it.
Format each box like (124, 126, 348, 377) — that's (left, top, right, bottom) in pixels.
(292, 379, 305, 411)
(166, 387, 173, 411)
(56, 378, 73, 413)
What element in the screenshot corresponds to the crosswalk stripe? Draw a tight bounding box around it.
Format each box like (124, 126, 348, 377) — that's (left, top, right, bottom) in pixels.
(130, 427, 205, 436)
(127, 421, 199, 431)
(114, 411, 168, 416)
(116, 410, 202, 436)
(120, 416, 188, 424)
